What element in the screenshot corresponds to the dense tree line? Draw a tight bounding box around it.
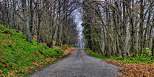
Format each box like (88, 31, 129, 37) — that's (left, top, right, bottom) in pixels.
(0, 0, 79, 47)
(82, 0, 154, 58)
(0, 0, 153, 59)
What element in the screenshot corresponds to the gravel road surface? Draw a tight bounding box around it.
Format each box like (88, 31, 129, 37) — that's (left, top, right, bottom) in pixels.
(30, 49, 122, 77)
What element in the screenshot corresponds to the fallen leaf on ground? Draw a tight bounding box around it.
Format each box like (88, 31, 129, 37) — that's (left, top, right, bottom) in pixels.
(45, 58, 56, 62)
(32, 62, 43, 67)
(63, 47, 76, 56)
(0, 70, 2, 73)
(103, 60, 154, 77)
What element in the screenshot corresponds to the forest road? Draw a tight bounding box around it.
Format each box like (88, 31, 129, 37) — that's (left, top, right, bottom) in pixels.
(30, 49, 122, 77)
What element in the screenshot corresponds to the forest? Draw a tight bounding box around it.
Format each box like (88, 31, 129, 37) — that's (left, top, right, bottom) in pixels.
(82, 0, 154, 59)
(0, 0, 154, 77)
(1, 0, 153, 58)
(0, 0, 79, 47)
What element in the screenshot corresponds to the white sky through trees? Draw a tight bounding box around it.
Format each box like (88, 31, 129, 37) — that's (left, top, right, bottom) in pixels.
(73, 9, 84, 48)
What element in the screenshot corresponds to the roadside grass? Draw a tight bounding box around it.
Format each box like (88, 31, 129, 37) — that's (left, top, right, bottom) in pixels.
(0, 25, 75, 77)
(86, 48, 153, 63)
(86, 48, 154, 77)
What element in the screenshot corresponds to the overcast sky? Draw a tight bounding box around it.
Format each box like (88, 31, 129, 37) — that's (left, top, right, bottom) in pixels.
(72, 9, 84, 47)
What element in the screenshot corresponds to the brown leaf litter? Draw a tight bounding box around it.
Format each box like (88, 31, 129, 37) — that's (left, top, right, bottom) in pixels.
(62, 47, 77, 56)
(103, 60, 154, 77)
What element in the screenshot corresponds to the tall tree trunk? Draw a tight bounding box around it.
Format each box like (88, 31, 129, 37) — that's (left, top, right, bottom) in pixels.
(22, 0, 32, 42)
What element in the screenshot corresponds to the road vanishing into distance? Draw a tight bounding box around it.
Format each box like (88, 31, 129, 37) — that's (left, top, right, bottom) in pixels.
(30, 49, 122, 77)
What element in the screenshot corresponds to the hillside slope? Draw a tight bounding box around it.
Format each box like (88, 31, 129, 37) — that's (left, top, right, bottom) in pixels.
(0, 25, 66, 77)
